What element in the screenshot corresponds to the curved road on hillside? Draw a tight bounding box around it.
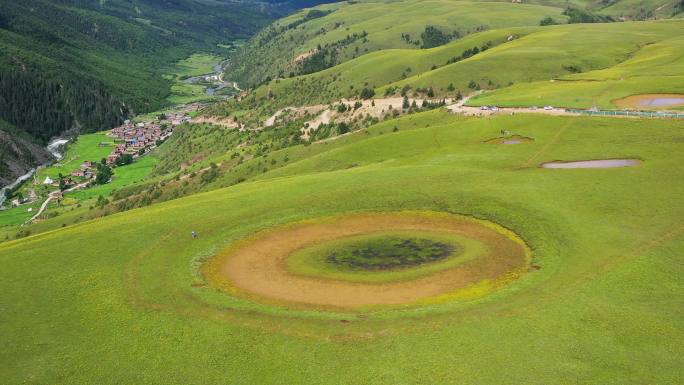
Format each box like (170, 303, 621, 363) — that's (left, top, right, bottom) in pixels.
(25, 181, 90, 225)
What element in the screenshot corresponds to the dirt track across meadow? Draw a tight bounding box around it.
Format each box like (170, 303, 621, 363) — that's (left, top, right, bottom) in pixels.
(204, 212, 530, 309)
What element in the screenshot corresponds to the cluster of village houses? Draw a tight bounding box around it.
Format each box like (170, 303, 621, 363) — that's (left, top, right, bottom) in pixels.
(106, 120, 168, 165)
(82, 109, 194, 173)
(40, 121, 173, 188)
(5, 104, 205, 209)
(42, 107, 199, 189)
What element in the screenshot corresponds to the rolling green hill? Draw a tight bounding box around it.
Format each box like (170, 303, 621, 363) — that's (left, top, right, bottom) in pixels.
(226, 0, 567, 87)
(384, 20, 684, 100)
(469, 29, 684, 108)
(207, 18, 684, 129)
(225, 0, 684, 88)
(252, 26, 541, 106)
(2, 0, 684, 383)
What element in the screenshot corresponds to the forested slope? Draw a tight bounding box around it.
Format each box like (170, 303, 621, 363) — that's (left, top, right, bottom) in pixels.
(0, 0, 274, 141)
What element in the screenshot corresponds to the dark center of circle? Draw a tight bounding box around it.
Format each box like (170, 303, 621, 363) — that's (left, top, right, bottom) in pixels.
(326, 237, 455, 270)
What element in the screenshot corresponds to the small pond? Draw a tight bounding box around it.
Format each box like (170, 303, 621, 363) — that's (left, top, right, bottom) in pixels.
(541, 159, 640, 169)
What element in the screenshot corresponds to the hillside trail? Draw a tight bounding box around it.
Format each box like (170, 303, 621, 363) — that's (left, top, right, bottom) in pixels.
(25, 180, 90, 225)
(179, 162, 223, 181)
(191, 115, 242, 129)
(446, 103, 578, 117)
(519, 120, 573, 168)
(207, 91, 682, 141)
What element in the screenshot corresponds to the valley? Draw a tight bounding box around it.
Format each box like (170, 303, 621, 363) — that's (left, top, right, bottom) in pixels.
(0, 52, 229, 230)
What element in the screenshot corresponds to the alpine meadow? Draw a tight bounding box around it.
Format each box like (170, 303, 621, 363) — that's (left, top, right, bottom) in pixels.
(1, 1, 683, 384)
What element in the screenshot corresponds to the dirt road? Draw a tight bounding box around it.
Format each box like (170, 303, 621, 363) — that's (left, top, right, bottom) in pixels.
(25, 181, 90, 225)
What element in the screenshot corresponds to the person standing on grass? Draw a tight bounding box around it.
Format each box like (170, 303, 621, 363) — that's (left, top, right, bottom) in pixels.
(192, 231, 197, 239)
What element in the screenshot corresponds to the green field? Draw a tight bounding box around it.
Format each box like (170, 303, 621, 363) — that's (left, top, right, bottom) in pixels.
(2, 110, 683, 383)
(0, 201, 43, 227)
(131, 52, 229, 125)
(173, 54, 222, 77)
(37, 133, 114, 181)
(69, 155, 159, 200)
(165, 78, 214, 105)
(161, 54, 223, 106)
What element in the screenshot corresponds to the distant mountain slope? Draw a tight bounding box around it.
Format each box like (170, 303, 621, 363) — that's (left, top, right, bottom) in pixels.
(206, 5, 683, 134)
(381, 20, 684, 97)
(482, 0, 681, 19)
(225, 0, 682, 88)
(0, 0, 277, 140)
(225, 0, 567, 87)
(468, 27, 684, 108)
(0, 0, 332, 186)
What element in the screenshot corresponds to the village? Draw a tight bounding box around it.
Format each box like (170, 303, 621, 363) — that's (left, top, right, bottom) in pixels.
(41, 113, 185, 189)
(2, 104, 202, 213)
(59, 106, 199, 185)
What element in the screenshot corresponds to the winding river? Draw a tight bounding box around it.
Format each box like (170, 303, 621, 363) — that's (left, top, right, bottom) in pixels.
(0, 137, 68, 207)
(184, 60, 240, 96)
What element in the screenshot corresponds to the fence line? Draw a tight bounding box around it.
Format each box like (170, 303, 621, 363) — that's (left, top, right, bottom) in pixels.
(565, 109, 684, 119)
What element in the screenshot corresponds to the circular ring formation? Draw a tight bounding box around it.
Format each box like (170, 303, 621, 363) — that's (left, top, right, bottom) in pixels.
(203, 211, 531, 310)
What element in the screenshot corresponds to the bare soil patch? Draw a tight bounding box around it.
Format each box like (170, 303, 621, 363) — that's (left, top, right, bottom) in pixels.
(613, 94, 684, 109)
(203, 212, 530, 309)
(191, 116, 242, 129)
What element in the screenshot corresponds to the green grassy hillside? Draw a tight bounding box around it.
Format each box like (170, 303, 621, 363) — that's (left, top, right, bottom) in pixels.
(3, 1, 684, 382)
(208, 19, 684, 126)
(226, 0, 567, 87)
(226, 0, 683, 88)
(255, 26, 541, 106)
(385, 20, 684, 98)
(469, 28, 684, 108)
(1, 110, 683, 383)
(594, 0, 683, 18)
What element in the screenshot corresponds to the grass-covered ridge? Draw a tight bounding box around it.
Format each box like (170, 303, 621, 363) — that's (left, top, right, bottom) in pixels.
(226, 0, 568, 87)
(226, 0, 683, 89)
(469, 25, 684, 108)
(249, 26, 540, 107)
(383, 20, 684, 95)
